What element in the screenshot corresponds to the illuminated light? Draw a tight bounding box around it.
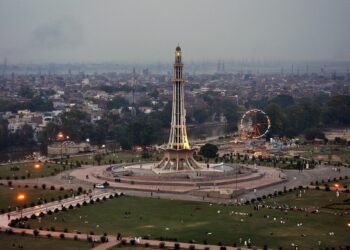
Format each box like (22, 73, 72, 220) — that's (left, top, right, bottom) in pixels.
(57, 132, 64, 140)
(334, 183, 340, 189)
(347, 223, 350, 227)
(16, 193, 26, 201)
(34, 163, 41, 169)
(176, 52, 181, 56)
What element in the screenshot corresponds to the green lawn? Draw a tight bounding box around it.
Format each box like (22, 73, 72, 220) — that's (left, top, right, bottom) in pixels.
(27, 191, 350, 249)
(0, 233, 93, 250)
(0, 162, 73, 180)
(67, 152, 162, 165)
(0, 185, 71, 212)
(263, 189, 350, 212)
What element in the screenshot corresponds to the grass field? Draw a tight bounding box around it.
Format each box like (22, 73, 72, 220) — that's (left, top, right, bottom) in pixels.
(0, 233, 93, 250)
(0, 162, 72, 180)
(27, 190, 350, 249)
(0, 185, 71, 211)
(67, 152, 162, 165)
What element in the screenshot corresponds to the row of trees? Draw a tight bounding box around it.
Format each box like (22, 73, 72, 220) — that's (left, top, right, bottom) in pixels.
(260, 94, 350, 139)
(0, 119, 35, 151)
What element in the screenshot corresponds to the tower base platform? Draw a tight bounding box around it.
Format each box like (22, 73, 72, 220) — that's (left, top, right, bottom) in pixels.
(156, 149, 202, 171)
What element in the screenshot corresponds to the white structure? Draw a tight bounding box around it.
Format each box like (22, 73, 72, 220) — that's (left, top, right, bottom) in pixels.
(156, 46, 201, 171)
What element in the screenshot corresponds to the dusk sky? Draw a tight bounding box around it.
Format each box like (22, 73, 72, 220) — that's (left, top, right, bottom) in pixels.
(0, 0, 350, 63)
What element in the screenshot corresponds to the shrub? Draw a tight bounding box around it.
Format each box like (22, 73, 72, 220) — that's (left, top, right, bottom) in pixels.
(174, 243, 180, 249)
(50, 186, 55, 190)
(63, 228, 68, 233)
(59, 233, 65, 239)
(74, 235, 78, 241)
(145, 242, 150, 247)
(33, 229, 39, 237)
(189, 245, 196, 250)
(121, 239, 127, 245)
(100, 236, 108, 242)
(159, 242, 165, 248)
(130, 239, 136, 245)
(220, 247, 227, 250)
(47, 233, 52, 238)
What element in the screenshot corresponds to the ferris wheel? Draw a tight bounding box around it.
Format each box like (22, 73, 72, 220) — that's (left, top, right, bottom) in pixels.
(240, 109, 271, 139)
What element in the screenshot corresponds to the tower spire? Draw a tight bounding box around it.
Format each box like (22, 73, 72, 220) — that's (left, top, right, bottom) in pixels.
(156, 46, 201, 171)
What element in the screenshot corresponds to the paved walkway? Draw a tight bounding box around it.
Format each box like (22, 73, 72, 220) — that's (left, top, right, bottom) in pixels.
(0, 190, 116, 227)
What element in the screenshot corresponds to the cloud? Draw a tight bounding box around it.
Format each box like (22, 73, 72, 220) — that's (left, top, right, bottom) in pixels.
(31, 16, 83, 49)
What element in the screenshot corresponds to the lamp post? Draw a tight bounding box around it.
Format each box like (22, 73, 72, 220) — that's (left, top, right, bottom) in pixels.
(16, 193, 26, 220)
(34, 162, 41, 186)
(86, 138, 93, 165)
(57, 132, 65, 163)
(57, 132, 69, 163)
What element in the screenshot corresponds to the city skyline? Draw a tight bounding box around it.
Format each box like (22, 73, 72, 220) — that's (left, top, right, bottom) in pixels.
(0, 0, 350, 63)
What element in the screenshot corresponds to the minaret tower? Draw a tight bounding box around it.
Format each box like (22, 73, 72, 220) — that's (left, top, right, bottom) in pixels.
(156, 46, 201, 171)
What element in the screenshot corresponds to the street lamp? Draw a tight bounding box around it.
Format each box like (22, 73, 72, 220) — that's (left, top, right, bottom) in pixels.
(57, 132, 69, 163)
(16, 193, 26, 219)
(34, 163, 41, 185)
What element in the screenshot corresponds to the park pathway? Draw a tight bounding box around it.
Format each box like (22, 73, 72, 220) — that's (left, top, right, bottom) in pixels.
(91, 237, 252, 250)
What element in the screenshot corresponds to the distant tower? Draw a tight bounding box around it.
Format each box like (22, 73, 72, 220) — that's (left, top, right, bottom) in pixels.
(3, 57, 7, 78)
(131, 67, 136, 115)
(156, 46, 201, 171)
(217, 60, 221, 73)
(222, 60, 225, 73)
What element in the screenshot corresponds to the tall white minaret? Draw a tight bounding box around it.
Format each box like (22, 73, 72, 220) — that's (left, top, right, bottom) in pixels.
(157, 46, 201, 171)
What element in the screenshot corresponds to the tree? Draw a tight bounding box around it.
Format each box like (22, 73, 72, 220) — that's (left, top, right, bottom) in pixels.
(93, 154, 104, 165)
(192, 109, 209, 124)
(269, 95, 294, 108)
(304, 128, 325, 140)
(265, 103, 286, 136)
(18, 86, 35, 99)
(107, 97, 129, 110)
(199, 143, 218, 160)
(0, 119, 8, 150)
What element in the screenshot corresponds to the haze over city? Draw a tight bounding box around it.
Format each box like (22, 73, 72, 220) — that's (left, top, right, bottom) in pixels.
(1, 0, 350, 63)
